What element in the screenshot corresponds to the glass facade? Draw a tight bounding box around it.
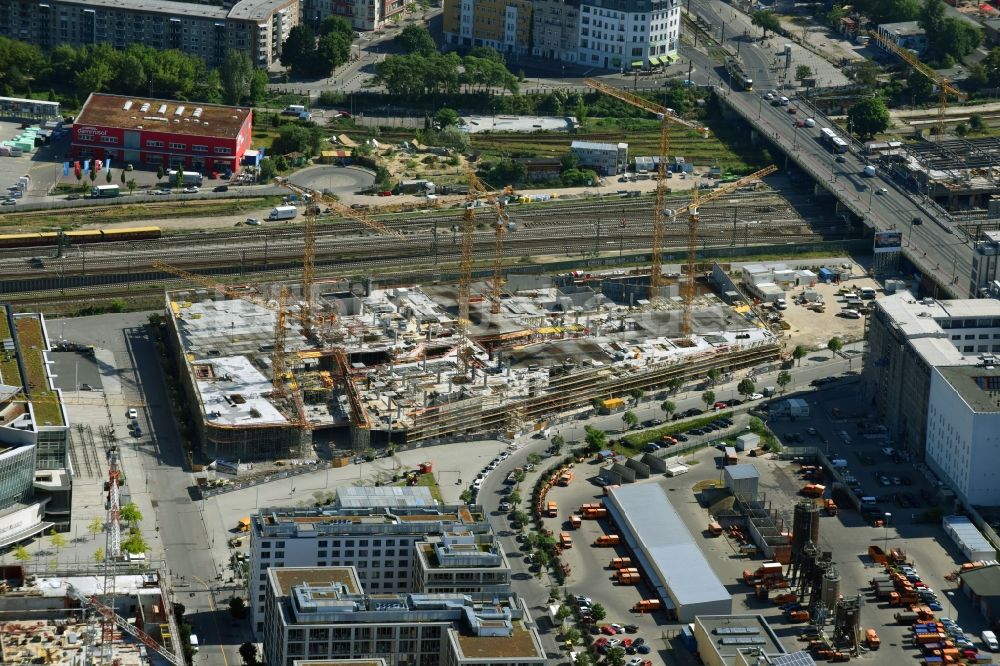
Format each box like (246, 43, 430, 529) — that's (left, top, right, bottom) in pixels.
(0, 445, 36, 512)
(35, 429, 67, 471)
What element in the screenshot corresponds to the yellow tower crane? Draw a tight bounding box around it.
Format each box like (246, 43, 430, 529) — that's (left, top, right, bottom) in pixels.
(583, 78, 709, 300)
(867, 30, 967, 139)
(466, 170, 515, 315)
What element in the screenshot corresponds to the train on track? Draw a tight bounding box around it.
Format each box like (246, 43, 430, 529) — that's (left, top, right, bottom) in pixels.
(0, 226, 162, 248)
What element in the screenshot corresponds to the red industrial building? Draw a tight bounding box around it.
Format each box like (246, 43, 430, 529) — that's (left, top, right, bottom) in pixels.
(72, 93, 253, 174)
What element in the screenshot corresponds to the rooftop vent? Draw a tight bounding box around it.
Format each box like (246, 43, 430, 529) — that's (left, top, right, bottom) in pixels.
(139, 103, 150, 112)
(158, 104, 168, 114)
(122, 100, 133, 111)
(175, 105, 185, 116)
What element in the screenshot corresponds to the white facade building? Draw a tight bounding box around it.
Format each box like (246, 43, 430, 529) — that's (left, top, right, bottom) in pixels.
(577, 0, 680, 70)
(570, 140, 628, 175)
(926, 364, 1000, 506)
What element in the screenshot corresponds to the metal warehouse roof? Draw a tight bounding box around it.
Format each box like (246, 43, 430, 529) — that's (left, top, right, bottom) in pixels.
(725, 464, 760, 480)
(607, 484, 730, 609)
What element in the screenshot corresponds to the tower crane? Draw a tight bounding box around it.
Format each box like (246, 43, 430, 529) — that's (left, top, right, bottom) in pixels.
(584, 78, 709, 300)
(466, 170, 516, 314)
(667, 165, 778, 334)
(456, 187, 477, 373)
(867, 30, 967, 139)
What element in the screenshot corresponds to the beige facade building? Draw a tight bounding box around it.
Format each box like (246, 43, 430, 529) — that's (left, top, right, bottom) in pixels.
(410, 531, 512, 598)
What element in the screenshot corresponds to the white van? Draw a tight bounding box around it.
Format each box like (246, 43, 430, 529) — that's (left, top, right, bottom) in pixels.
(189, 634, 200, 652)
(983, 630, 999, 652)
(860, 287, 876, 299)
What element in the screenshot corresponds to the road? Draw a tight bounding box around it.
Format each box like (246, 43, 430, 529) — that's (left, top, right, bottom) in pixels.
(680, 0, 974, 298)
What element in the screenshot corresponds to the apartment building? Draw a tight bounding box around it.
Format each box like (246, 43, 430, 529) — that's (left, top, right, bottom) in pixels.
(263, 567, 545, 666)
(303, 0, 405, 30)
(443, 0, 534, 56)
(444, 0, 679, 69)
(410, 531, 511, 599)
(0, 0, 300, 69)
(248, 499, 491, 634)
(863, 293, 1000, 462)
(577, 0, 681, 71)
(570, 140, 628, 175)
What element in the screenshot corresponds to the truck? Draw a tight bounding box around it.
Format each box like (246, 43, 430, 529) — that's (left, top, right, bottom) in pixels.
(633, 599, 662, 613)
(90, 184, 120, 198)
(800, 483, 826, 498)
(559, 532, 572, 549)
(866, 628, 880, 649)
(283, 104, 307, 116)
(594, 534, 620, 547)
(610, 557, 634, 569)
(724, 447, 738, 466)
(557, 470, 574, 486)
(166, 170, 203, 186)
(725, 57, 753, 90)
(616, 568, 641, 584)
(546, 500, 558, 517)
(269, 205, 298, 221)
(895, 611, 920, 625)
(570, 514, 582, 529)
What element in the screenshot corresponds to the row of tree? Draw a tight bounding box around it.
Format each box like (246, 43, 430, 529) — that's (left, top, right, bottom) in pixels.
(0, 37, 269, 106)
(281, 17, 354, 78)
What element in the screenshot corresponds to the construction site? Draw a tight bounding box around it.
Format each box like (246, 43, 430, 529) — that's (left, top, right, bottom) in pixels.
(0, 563, 182, 666)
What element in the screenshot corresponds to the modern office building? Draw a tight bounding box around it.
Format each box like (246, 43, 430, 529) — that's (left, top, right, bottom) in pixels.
(693, 615, 816, 666)
(926, 363, 1000, 505)
(0, 306, 71, 545)
(410, 531, 511, 598)
(444, 0, 680, 69)
(73, 93, 253, 174)
(863, 293, 1000, 459)
(263, 567, 545, 666)
(570, 140, 628, 175)
(0, 0, 300, 69)
(248, 494, 491, 634)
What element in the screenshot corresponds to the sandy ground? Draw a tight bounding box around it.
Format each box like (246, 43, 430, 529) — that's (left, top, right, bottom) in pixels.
(778, 270, 882, 349)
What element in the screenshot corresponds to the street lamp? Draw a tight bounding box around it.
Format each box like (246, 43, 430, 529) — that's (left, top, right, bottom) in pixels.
(883, 512, 891, 553)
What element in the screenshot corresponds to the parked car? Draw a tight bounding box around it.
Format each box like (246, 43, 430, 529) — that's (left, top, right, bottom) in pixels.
(182, 186, 199, 193)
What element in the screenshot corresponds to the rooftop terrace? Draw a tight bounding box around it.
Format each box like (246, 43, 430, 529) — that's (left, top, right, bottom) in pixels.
(15, 316, 63, 427)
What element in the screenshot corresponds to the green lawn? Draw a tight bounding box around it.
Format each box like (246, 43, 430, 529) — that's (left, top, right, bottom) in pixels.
(15, 317, 63, 426)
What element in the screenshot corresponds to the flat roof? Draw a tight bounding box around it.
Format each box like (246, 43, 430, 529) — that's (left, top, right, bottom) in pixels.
(696, 614, 786, 658)
(725, 463, 760, 480)
(76, 93, 250, 139)
(294, 661, 387, 666)
(451, 620, 543, 660)
(270, 567, 363, 597)
(937, 365, 1000, 413)
(607, 484, 731, 609)
(960, 564, 1000, 597)
(336, 486, 435, 508)
(228, 0, 295, 21)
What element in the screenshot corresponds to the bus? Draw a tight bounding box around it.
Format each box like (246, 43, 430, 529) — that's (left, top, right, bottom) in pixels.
(819, 127, 849, 154)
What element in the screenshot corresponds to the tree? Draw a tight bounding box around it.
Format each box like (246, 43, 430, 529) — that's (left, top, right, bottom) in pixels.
(281, 24, 317, 75)
(239, 641, 261, 666)
(121, 530, 149, 555)
(970, 113, 985, 132)
(591, 398, 604, 411)
(848, 96, 890, 139)
(795, 65, 813, 83)
(120, 169, 126, 185)
(629, 388, 644, 404)
(589, 602, 607, 622)
(220, 49, 253, 105)
(510, 510, 529, 529)
(156, 165, 165, 180)
(563, 626, 581, 644)
(126, 178, 137, 196)
(120, 502, 143, 524)
(669, 377, 684, 394)
(507, 489, 521, 505)
(89, 169, 97, 183)
(584, 426, 607, 453)
(556, 604, 574, 621)
(606, 647, 627, 666)
(318, 15, 353, 38)
(574, 654, 593, 666)
(752, 10, 781, 36)
(533, 548, 551, 570)
(776, 370, 792, 392)
(527, 452, 542, 466)
(707, 368, 721, 386)
(907, 69, 934, 103)
(249, 69, 269, 105)
(258, 157, 277, 182)
(623, 410, 639, 429)
(852, 60, 881, 88)
(434, 107, 460, 128)
(228, 596, 248, 619)
(49, 529, 67, 551)
(399, 24, 436, 55)
(738, 378, 756, 399)
(173, 166, 184, 189)
(661, 400, 676, 419)
(13, 545, 30, 562)
(316, 31, 352, 75)
(828, 337, 844, 354)
(93, 547, 105, 563)
(105, 169, 112, 183)
(550, 434, 565, 453)
(793, 345, 807, 366)
(702, 390, 716, 409)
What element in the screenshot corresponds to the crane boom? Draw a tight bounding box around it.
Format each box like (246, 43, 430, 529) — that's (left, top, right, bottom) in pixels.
(466, 170, 511, 314)
(583, 78, 710, 134)
(867, 30, 966, 138)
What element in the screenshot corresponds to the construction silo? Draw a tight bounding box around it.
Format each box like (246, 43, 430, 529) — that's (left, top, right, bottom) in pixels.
(821, 567, 841, 608)
(792, 501, 821, 553)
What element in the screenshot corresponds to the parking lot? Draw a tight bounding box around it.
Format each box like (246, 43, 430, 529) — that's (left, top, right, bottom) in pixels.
(522, 376, 993, 665)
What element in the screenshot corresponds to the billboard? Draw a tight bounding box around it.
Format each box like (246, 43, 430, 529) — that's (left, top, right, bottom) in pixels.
(874, 230, 903, 254)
